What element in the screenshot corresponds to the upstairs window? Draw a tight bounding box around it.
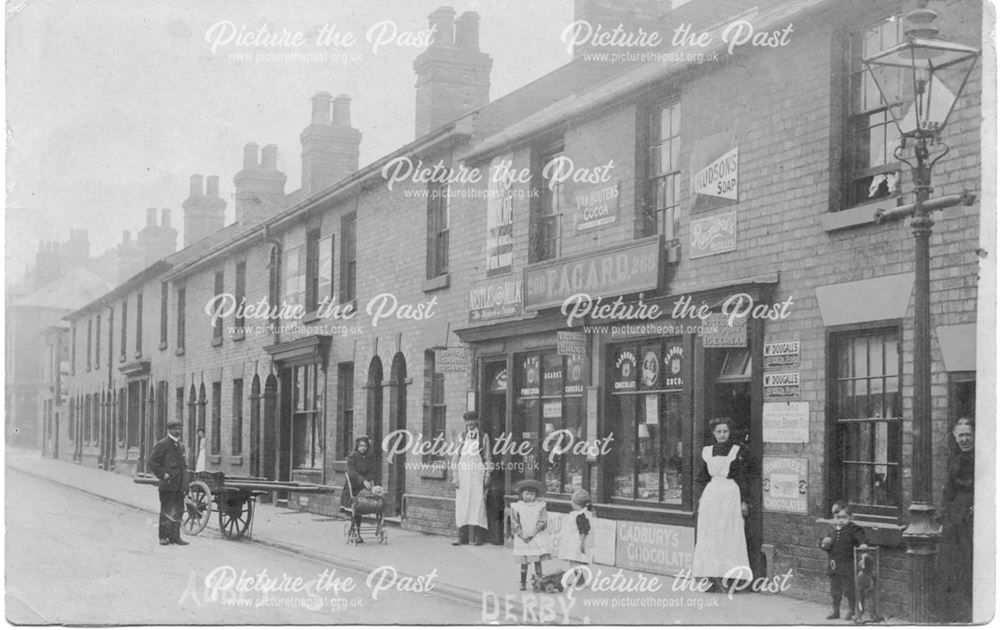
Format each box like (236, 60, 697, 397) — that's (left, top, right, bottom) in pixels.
(426, 182, 450, 278)
(135, 291, 143, 356)
(213, 272, 224, 341)
(282, 244, 306, 312)
(175, 287, 186, 350)
(160, 282, 169, 347)
(95, 314, 101, 369)
(530, 145, 566, 263)
(234, 262, 246, 333)
(844, 16, 903, 209)
(340, 214, 357, 303)
(305, 231, 334, 312)
(648, 102, 681, 242)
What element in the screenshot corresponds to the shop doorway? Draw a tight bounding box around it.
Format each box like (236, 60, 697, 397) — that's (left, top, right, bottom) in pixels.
(704, 346, 763, 577)
(482, 361, 508, 544)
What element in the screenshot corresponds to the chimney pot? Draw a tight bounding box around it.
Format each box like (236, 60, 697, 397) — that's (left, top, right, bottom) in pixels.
(428, 6, 456, 46)
(311, 92, 333, 124)
(190, 174, 204, 197)
(243, 143, 260, 169)
(161, 208, 171, 227)
(206, 175, 220, 197)
(260, 144, 278, 170)
(146, 207, 157, 226)
(332, 95, 352, 127)
(455, 12, 481, 50)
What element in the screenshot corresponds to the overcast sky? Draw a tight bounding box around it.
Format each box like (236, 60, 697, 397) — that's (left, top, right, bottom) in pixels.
(5, 0, 573, 281)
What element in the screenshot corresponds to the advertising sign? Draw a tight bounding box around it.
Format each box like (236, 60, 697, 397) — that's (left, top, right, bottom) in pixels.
(764, 340, 801, 370)
(700, 313, 747, 347)
(763, 372, 801, 399)
(690, 210, 737, 259)
(485, 155, 514, 276)
(469, 276, 523, 323)
(574, 179, 620, 231)
(557, 330, 587, 356)
(436, 348, 471, 373)
(523, 236, 661, 310)
(762, 401, 810, 443)
(690, 132, 739, 213)
(615, 521, 694, 575)
(762, 457, 809, 514)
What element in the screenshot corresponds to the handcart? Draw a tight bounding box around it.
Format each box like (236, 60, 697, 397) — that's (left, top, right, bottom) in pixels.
(340, 475, 387, 545)
(853, 544, 883, 624)
(134, 470, 337, 541)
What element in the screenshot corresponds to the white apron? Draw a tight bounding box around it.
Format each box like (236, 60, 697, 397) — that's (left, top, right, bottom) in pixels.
(691, 445, 751, 579)
(195, 437, 207, 472)
(454, 433, 488, 528)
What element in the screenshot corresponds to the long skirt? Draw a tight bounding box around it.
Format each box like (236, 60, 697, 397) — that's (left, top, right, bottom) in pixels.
(692, 477, 751, 580)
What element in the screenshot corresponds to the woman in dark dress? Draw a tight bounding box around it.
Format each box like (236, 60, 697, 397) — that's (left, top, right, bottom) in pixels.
(341, 436, 380, 536)
(692, 417, 755, 587)
(938, 418, 974, 622)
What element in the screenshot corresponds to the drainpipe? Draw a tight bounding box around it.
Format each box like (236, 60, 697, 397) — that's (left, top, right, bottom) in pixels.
(263, 224, 282, 345)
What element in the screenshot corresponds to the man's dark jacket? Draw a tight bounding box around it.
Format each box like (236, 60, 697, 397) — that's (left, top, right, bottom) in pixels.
(149, 436, 187, 492)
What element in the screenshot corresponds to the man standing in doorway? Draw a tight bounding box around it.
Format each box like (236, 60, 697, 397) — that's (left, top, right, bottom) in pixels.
(149, 418, 189, 546)
(452, 411, 490, 546)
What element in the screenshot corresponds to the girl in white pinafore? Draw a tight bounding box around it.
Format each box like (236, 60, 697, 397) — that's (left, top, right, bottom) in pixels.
(692, 418, 751, 582)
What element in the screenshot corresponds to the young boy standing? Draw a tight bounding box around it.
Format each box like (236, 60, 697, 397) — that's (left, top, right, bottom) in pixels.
(820, 501, 866, 620)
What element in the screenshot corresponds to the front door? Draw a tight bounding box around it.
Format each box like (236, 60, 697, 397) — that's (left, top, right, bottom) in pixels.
(482, 361, 508, 544)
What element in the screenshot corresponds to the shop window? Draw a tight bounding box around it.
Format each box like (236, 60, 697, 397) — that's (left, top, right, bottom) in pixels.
(337, 362, 354, 460)
(842, 16, 903, 209)
(211, 381, 222, 455)
(717, 348, 751, 383)
(426, 182, 450, 278)
(830, 328, 902, 520)
(514, 352, 586, 494)
(609, 340, 687, 505)
(646, 102, 681, 241)
(529, 144, 566, 263)
(293, 364, 323, 469)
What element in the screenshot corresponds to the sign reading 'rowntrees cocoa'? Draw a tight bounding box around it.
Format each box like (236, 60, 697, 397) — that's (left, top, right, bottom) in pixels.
(523, 236, 661, 310)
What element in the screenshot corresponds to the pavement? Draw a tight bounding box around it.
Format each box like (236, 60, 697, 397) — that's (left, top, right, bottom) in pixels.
(6, 449, 839, 625)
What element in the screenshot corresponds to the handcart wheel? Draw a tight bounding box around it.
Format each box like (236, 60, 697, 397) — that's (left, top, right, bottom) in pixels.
(219, 495, 253, 540)
(183, 481, 213, 536)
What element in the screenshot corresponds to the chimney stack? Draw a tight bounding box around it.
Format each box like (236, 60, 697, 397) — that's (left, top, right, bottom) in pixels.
(413, 7, 492, 138)
(146, 207, 157, 226)
(299, 92, 362, 196)
(235, 143, 287, 226)
(161, 208, 171, 227)
(183, 173, 226, 247)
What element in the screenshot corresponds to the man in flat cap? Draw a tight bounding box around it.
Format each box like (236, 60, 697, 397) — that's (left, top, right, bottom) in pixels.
(149, 418, 189, 545)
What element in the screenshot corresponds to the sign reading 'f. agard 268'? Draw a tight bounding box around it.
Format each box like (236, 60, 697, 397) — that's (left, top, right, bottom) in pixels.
(523, 236, 662, 311)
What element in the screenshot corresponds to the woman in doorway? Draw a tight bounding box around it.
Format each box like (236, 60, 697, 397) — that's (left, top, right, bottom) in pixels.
(692, 417, 754, 588)
(938, 417, 974, 622)
(341, 436, 379, 538)
(452, 410, 490, 546)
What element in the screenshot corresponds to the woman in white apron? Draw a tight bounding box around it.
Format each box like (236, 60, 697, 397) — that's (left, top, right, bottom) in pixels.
(692, 417, 752, 586)
(452, 411, 490, 545)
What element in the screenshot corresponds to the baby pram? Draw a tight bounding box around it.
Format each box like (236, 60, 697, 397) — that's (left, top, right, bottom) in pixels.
(341, 475, 388, 545)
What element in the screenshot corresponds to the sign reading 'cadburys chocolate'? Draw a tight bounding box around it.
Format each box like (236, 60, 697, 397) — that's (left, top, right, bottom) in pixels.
(524, 236, 661, 310)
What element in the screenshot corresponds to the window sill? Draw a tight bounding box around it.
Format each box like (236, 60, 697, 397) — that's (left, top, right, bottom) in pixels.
(227, 456, 243, 466)
(209, 455, 221, 465)
(175, 347, 185, 357)
(233, 331, 245, 342)
(119, 355, 125, 363)
(423, 274, 450, 293)
(134, 351, 143, 359)
(211, 337, 223, 348)
(339, 298, 357, 311)
(825, 197, 900, 232)
(303, 310, 322, 324)
(418, 461, 449, 479)
(159, 342, 167, 351)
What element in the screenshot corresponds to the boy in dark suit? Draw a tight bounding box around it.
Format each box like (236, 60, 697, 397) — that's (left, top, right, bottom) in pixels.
(149, 419, 189, 545)
(820, 501, 865, 619)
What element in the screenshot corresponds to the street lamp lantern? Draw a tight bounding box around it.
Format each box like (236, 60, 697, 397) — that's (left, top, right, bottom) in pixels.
(865, 1, 979, 623)
(864, 8, 979, 141)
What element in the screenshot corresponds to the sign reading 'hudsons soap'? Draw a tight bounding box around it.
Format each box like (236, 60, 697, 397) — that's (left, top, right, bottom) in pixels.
(524, 236, 661, 310)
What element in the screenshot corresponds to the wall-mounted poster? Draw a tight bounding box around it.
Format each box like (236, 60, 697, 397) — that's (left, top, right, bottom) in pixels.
(574, 179, 620, 231)
(763, 457, 809, 514)
(486, 155, 515, 276)
(762, 401, 810, 443)
(690, 132, 739, 213)
(690, 210, 737, 259)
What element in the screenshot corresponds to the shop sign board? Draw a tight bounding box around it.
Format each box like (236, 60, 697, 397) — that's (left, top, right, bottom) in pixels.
(763, 372, 800, 399)
(523, 236, 661, 310)
(436, 348, 471, 373)
(615, 521, 694, 575)
(700, 313, 747, 347)
(762, 401, 810, 443)
(764, 340, 800, 370)
(574, 179, 620, 232)
(557, 330, 587, 356)
(690, 210, 737, 259)
(469, 277, 523, 323)
(762, 457, 808, 514)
